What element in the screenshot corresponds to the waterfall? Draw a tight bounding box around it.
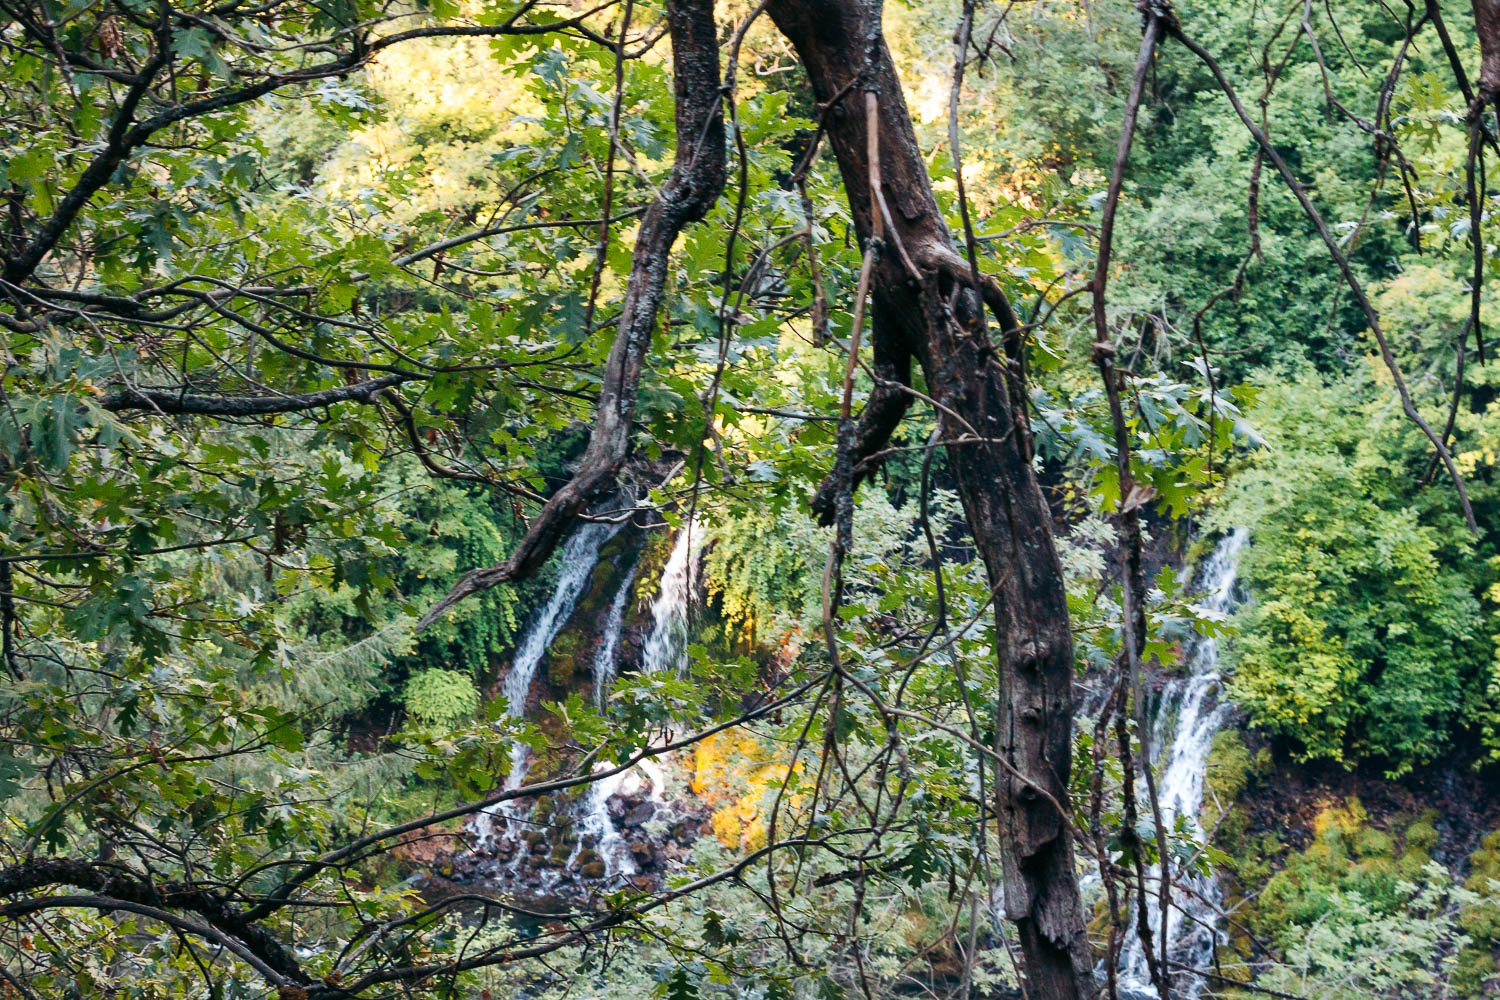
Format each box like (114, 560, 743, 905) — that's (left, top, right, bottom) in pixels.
(1116, 527, 1248, 1000)
(469, 514, 624, 850)
(554, 526, 693, 882)
(640, 520, 702, 676)
(569, 763, 640, 883)
(572, 522, 695, 872)
(593, 558, 640, 709)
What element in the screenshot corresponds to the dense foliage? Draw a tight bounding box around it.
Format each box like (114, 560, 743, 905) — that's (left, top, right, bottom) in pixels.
(2, 0, 1500, 997)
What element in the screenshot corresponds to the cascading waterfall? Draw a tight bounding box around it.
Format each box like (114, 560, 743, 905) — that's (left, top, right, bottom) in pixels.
(640, 519, 702, 676)
(593, 557, 640, 709)
(569, 764, 640, 882)
(564, 523, 698, 879)
(462, 514, 706, 892)
(1116, 527, 1248, 1000)
(469, 514, 624, 850)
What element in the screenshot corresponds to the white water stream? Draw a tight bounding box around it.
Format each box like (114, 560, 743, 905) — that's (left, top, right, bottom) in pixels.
(470, 516, 702, 884)
(1116, 528, 1248, 999)
(640, 519, 702, 676)
(470, 515, 623, 850)
(593, 557, 639, 709)
(568, 521, 699, 882)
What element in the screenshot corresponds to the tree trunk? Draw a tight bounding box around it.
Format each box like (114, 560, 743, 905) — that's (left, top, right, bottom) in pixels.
(1473, 0, 1500, 95)
(767, 1, 1094, 996)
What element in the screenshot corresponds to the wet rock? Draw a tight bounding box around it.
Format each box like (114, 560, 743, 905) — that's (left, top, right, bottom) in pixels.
(607, 796, 629, 821)
(526, 855, 546, 870)
(624, 801, 656, 826)
(629, 841, 655, 866)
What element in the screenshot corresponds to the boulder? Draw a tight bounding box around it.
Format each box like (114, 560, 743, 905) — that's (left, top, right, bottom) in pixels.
(624, 801, 656, 827)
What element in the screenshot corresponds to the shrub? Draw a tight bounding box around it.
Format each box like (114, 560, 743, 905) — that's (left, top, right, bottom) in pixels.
(1216, 376, 1489, 774)
(402, 668, 480, 729)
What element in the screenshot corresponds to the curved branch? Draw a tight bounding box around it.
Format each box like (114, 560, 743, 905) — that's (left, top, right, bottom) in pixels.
(0, 858, 306, 986)
(418, 0, 727, 630)
(101, 374, 411, 415)
(0, 894, 295, 987)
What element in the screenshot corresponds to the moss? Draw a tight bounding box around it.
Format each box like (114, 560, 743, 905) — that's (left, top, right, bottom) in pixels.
(1453, 947, 1497, 998)
(1213, 805, 1251, 853)
(544, 630, 584, 689)
(1204, 730, 1259, 830)
(1404, 816, 1439, 858)
(1462, 831, 1500, 945)
(1352, 826, 1394, 859)
(572, 558, 619, 621)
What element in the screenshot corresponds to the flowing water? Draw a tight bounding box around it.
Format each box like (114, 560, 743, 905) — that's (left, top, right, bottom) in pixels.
(569, 764, 640, 881)
(565, 522, 700, 882)
(469, 514, 624, 850)
(593, 557, 640, 709)
(470, 517, 702, 883)
(1116, 528, 1248, 999)
(640, 520, 702, 676)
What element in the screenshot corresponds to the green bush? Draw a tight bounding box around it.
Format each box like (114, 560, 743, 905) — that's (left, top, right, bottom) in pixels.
(1216, 376, 1490, 774)
(402, 668, 480, 729)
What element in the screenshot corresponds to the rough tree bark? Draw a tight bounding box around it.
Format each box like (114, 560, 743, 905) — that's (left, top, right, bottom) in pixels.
(1473, 0, 1500, 94)
(421, 0, 726, 627)
(418, 0, 1094, 991)
(767, 0, 1094, 995)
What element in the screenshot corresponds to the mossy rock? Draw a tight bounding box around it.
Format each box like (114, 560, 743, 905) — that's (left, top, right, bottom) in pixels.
(632, 529, 676, 605)
(1205, 729, 1269, 818)
(1213, 804, 1250, 852)
(581, 861, 606, 879)
(574, 559, 619, 618)
(1403, 816, 1439, 859)
(544, 630, 584, 688)
(1203, 731, 1262, 852)
(1352, 826, 1394, 860)
(1467, 830, 1500, 890)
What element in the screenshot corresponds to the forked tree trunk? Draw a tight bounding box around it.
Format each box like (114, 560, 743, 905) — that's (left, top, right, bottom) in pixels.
(767, 0, 1094, 995)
